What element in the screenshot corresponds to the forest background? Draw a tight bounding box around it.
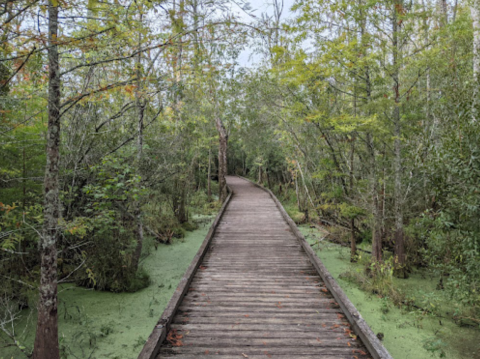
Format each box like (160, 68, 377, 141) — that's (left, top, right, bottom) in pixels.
(1, 0, 480, 357)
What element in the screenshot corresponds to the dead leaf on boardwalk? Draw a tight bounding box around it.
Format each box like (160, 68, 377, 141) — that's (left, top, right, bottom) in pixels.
(205, 350, 210, 354)
(244, 314, 250, 317)
(242, 354, 249, 358)
(347, 342, 351, 347)
(275, 302, 283, 308)
(356, 350, 368, 355)
(199, 265, 207, 270)
(262, 341, 267, 345)
(166, 329, 183, 347)
(264, 351, 272, 358)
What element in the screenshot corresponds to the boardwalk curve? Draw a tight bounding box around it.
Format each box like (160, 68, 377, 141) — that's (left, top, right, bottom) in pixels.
(139, 176, 392, 359)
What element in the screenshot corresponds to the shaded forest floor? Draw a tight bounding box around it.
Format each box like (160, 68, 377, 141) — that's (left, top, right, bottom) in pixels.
(299, 225, 480, 359)
(0, 215, 215, 359)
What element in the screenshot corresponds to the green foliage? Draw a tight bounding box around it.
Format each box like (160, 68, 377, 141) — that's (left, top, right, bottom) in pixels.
(74, 156, 149, 292)
(415, 108, 480, 308)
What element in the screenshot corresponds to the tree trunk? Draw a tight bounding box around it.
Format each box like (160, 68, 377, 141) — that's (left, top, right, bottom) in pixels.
(295, 172, 301, 212)
(33, 2, 60, 358)
(178, 186, 188, 223)
(207, 145, 212, 201)
(266, 167, 272, 189)
(471, 0, 480, 122)
(350, 218, 357, 262)
(215, 117, 228, 203)
(23, 147, 26, 208)
(439, 0, 448, 27)
(132, 13, 144, 272)
(368, 134, 382, 262)
(349, 138, 357, 262)
(393, 0, 407, 277)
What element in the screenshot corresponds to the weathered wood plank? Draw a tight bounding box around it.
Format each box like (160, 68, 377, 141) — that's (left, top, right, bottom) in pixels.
(159, 347, 371, 356)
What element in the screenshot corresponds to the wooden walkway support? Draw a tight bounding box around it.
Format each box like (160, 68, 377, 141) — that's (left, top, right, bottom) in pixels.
(139, 176, 392, 359)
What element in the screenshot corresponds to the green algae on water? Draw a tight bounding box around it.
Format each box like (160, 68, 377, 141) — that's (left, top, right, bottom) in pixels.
(0, 219, 214, 359)
(299, 225, 480, 359)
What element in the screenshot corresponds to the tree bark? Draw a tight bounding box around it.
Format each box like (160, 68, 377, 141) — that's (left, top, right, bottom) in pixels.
(393, 0, 407, 277)
(358, 1, 382, 263)
(368, 133, 382, 262)
(33, 2, 60, 358)
(132, 13, 144, 271)
(215, 117, 228, 203)
(266, 166, 272, 189)
(349, 138, 357, 262)
(207, 145, 212, 201)
(471, 0, 480, 122)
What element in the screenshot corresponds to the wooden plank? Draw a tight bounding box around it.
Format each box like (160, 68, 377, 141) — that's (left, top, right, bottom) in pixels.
(167, 337, 363, 347)
(159, 347, 371, 356)
(178, 306, 341, 314)
(172, 316, 349, 325)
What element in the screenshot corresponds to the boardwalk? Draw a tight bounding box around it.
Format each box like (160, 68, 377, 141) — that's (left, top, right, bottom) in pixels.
(146, 176, 386, 359)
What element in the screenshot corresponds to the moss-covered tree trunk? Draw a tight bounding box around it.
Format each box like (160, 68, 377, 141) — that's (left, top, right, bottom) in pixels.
(132, 13, 144, 271)
(33, 2, 60, 358)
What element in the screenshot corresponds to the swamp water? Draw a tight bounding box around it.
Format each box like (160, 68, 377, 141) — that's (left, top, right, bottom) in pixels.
(300, 225, 480, 359)
(1, 218, 213, 359)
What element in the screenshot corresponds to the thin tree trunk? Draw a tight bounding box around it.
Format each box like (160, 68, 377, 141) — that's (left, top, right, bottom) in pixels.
(439, 0, 448, 27)
(33, 1, 60, 358)
(243, 153, 246, 176)
(23, 147, 26, 208)
(295, 171, 301, 212)
(215, 117, 228, 203)
(296, 160, 317, 216)
(132, 13, 144, 271)
(207, 145, 212, 201)
(368, 134, 382, 262)
(359, 1, 382, 263)
(349, 138, 357, 262)
(266, 167, 272, 189)
(471, 0, 480, 122)
(393, 0, 406, 277)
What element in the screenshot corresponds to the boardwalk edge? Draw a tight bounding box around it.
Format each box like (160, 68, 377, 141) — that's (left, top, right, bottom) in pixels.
(137, 187, 234, 359)
(238, 175, 393, 359)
